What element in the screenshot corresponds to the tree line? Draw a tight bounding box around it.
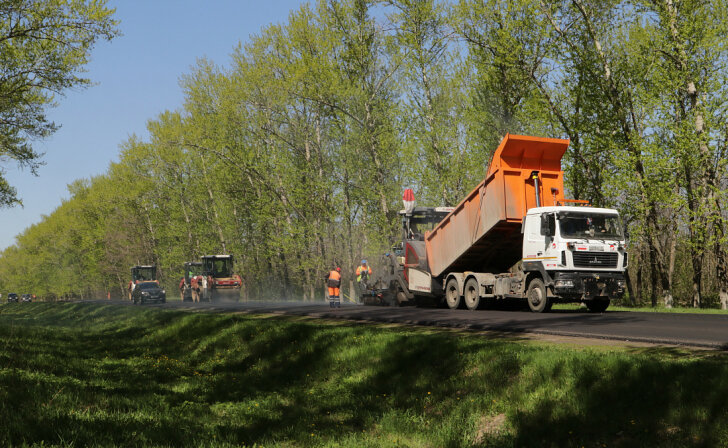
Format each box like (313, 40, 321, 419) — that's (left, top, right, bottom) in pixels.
(1, 0, 727, 308)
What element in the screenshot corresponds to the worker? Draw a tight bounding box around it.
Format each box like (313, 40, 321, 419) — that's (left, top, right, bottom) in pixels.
(179, 277, 186, 301)
(325, 266, 342, 309)
(356, 259, 372, 283)
(355, 259, 373, 297)
(191, 275, 200, 302)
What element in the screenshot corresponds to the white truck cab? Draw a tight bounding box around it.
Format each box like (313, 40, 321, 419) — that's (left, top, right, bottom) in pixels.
(521, 206, 627, 311)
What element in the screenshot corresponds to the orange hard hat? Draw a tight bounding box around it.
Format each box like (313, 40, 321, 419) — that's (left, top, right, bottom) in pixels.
(336, 267, 341, 272)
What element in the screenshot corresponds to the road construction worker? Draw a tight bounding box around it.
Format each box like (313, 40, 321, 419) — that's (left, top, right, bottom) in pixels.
(179, 277, 186, 301)
(191, 275, 201, 302)
(355, 259, 373, 297)
(325, 266, 342, 309)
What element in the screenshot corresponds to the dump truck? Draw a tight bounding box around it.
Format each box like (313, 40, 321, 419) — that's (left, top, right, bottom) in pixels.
(380, 134, 627, 312)
(200, 255, 242, 302)
(180, 261, 204, 302)
(127, 265, 158, 301)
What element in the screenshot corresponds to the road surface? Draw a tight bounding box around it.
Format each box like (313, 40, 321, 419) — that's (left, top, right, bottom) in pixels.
(106, 299, 728, 350)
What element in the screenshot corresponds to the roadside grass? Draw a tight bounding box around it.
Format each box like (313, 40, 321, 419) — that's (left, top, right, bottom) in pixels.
(0, 303, 727, 447)
(552, 303, 728, 314)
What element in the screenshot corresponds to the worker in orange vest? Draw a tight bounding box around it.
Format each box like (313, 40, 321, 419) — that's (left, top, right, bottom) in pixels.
(325, 266, 342, 309)
(355, 259, 372, 283)
(355, 259, 372, 298)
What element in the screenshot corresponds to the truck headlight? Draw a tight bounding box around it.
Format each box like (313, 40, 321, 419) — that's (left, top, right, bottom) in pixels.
(555, 280, 574, 288)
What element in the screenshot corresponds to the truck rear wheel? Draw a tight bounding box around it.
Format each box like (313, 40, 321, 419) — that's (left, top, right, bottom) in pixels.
(527, 278, 551, 313)
(464, 278, 481, 310)
(586, 297, 610, 313)
(445, 278, 461, 309)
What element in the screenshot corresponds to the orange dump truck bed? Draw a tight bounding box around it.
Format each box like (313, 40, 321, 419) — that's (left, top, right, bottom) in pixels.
(425, 134, 570, 277)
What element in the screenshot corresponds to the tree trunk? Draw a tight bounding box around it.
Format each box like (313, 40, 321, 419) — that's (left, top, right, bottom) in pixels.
(625, 268, 636, 306)
(713, 204, 728, 310)
(635, 245, 644, 306)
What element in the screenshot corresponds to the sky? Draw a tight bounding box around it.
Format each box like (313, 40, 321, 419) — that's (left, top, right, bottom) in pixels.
(0, 0, 307, 250)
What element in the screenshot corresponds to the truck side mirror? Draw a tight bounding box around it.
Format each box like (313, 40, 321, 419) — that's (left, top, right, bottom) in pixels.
(540, 214, 551, 237)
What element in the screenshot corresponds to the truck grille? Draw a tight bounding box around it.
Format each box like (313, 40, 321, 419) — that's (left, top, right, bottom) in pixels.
(572, 251, 618, 268)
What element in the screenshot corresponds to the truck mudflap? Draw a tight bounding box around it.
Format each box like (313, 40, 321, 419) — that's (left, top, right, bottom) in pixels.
(551, 272, 625, 300)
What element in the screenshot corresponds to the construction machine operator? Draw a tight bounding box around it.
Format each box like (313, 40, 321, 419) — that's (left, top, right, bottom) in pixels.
(355, 259, 372, 298)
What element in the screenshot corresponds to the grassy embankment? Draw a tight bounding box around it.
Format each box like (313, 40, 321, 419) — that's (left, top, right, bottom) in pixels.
(1, 303, 727, 447)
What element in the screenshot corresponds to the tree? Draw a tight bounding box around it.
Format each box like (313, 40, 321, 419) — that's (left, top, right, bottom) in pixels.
(0, 0, 118, 206)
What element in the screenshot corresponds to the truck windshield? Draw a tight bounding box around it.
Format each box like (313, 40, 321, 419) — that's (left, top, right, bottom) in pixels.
(559, 213, 623, 240)
(407, 213, 448, 240)
(133, 268, 155, 281)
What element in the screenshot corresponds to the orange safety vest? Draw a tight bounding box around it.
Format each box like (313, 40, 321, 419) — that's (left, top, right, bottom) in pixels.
(356, 265, 372, 281)
(327, 270, 341, 287)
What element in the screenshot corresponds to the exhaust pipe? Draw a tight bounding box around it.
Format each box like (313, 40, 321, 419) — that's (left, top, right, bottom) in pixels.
(530, 171, 541, 207)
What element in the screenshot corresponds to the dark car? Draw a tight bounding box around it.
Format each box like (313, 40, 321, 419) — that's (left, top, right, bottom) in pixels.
(7, 293, 18, 303)
(132, 282, 166, 305)
(21, 294, 32, 303)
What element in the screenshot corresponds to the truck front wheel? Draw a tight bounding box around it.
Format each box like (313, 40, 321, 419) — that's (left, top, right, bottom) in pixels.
(464, 278, 481, 310)
(527, 278, 552, 313)
(445, 278, 461, 310)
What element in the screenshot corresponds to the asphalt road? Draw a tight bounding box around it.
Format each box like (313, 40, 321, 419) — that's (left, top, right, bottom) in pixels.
(113, 299, 728, 350)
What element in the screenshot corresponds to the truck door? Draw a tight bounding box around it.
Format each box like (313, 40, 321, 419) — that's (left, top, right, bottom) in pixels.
(523, 213, 556, 265)
(524, 214, 544, 258)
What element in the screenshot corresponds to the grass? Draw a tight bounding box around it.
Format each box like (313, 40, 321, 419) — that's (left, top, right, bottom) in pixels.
(552, 303, 728, 314)
(0, 303, 727, 447)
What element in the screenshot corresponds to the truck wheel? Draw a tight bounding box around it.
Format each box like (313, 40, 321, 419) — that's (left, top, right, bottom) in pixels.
(463, 278, 481, 311)
(394, 291, 407, 307)
(586, 297, 610, 313)
(445, 278, 461, 310)
(527, 278, 551, 313)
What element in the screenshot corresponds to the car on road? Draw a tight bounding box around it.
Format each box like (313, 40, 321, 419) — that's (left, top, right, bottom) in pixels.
(132, 282, 166, 305)
(7, 293, 18, 303)
(21, 294, 32, 302)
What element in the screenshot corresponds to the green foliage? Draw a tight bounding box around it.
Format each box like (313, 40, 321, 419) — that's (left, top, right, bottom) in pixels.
(0, 0, 119, 206)
(1, 303, 728, 447)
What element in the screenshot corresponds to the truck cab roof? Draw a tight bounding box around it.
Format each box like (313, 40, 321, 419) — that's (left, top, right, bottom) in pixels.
(527, 206, 619, 216)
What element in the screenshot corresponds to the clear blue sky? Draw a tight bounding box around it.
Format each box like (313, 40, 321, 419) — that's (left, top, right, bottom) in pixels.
(0, 0, 307, 250)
